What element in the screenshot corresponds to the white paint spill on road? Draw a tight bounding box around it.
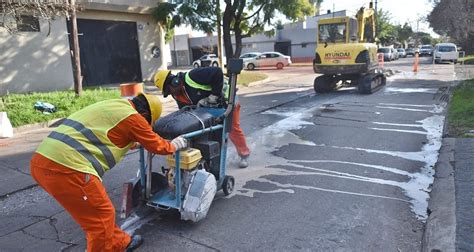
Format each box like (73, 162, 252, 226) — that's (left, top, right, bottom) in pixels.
(292, 160, 414, 177)
(120, 212, 156, 235)
(379, 103, 435, 108)
(369, 128, 427, 135)
(376, 106, 432, 113)
(372, 122, 423, 128)
(227, 102, 445, 220)
(384, 87, 438, 94)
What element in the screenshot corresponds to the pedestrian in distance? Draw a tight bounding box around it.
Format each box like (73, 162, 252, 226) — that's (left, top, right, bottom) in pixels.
(154, 67, 251, 168)
(30, 93, 188, 252)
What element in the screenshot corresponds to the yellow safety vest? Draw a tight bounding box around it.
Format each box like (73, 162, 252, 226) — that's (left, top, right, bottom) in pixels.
(36, 99, 137, 178)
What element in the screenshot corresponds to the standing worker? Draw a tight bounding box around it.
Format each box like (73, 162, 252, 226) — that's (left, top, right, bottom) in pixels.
(30, 94, 188, 252)
(154, 67, 251, 168)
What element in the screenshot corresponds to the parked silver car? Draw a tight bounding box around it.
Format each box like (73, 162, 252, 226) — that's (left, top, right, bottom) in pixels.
(377, 47, 395, 61)
(243, 52, 291, 70)
(396, 48, 407, 58)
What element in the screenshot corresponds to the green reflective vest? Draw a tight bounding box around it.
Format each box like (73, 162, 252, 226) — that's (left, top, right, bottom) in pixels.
(36, 99, 137, 178)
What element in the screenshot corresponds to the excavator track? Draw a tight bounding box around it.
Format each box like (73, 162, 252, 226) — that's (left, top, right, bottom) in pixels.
(313, 75, 338, 93)
(357, 72, 386, 94)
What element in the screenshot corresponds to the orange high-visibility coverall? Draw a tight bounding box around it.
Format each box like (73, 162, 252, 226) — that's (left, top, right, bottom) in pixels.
(229, 102, 250, 157)
(30, 105, 175, 252)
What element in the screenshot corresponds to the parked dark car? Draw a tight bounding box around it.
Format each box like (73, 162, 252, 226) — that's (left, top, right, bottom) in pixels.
(419, 45, 434, 57)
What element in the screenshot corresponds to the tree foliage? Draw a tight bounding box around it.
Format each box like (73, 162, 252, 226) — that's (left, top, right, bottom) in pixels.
(427, 0, 474, 53)
(395, 22, 413, 45)
(376, 9, 397, 45)
(0, 0, 76, 33)
(153, 0, 314, 60)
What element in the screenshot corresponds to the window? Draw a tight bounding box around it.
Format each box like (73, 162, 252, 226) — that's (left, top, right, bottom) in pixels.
(319, 23, 346, 43)
(17, 15, 40, 32)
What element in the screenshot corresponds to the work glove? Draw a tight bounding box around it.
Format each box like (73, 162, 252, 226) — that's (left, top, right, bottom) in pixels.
(171, 136, 188, 151)
(198, 94, 222, 108)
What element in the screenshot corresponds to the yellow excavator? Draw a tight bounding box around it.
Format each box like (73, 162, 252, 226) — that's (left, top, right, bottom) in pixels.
(312, 1, 385, 94)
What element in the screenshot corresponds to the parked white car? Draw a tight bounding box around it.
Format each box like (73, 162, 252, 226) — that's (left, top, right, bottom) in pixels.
(433, 43, 458, 64)
(243, 52, 291, 70)
(239, 52, 261, 61)
(192, 54, 225, 68)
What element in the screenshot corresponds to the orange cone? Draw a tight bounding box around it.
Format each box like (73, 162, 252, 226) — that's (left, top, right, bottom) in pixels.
(413, 53, 419, 72)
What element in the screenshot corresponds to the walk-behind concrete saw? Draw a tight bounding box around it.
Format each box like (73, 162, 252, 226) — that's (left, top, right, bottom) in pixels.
(120, 59, 243, 223)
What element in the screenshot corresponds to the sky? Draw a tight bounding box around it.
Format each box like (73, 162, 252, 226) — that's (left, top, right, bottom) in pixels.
(176, 0, 437, 37)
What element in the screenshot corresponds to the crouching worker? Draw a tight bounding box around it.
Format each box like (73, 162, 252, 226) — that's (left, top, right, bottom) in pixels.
(154, 67, 251, 168)
(30, 94, 188, 252)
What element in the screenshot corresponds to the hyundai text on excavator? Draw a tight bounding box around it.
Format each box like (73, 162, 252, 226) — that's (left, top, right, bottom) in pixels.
(312, 1, 385, 94)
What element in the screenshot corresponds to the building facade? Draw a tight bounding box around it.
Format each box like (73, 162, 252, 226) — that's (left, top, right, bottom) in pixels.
(0, 0, 167, 95)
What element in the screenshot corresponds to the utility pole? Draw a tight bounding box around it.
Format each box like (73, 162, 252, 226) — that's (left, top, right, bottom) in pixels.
(374, 0, 378, 38)
(173, 35, 177, 67)
(216, 0, 223, 68)
(69, 0, 82, 96)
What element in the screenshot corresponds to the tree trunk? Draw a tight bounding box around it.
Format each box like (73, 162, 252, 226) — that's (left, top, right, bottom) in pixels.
(222, 4, 234, 64)
(234, 24, 243, 58)
(216, 0, 223, 67)
(69, 0, 82, 96)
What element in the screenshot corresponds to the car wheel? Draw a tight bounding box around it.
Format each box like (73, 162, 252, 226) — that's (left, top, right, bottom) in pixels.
(193, 63, 200, 68)
(247, 63, 255, 70)
(212, 62, 219, 67)
(276, 62, 284, 69)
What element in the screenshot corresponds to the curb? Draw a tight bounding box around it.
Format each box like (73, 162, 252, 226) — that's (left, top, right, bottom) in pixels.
(12, 118, 64, 134)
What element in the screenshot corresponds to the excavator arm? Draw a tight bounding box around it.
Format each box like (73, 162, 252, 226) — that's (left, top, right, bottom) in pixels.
(356, 1, 376, 43)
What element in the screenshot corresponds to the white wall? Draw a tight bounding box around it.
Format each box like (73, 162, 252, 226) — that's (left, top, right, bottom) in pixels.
(0, 17, 74, 95)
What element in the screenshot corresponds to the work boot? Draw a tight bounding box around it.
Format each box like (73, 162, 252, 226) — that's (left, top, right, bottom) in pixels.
(239, 156, 249, 168)
(126, 235, 143, 252)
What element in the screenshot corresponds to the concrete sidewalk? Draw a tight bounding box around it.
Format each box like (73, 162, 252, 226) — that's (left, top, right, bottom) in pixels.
(423, 138, 474, 252)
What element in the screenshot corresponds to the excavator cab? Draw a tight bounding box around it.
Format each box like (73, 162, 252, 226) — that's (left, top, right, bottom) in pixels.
(318, 18, 359, 44)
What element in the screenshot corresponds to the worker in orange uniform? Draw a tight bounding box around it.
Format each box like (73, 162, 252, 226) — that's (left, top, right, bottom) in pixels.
(30, 93, 188, 252)
(154, 67, 251, 168)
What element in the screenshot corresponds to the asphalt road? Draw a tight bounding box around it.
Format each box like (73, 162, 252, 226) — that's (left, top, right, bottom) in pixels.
(0, 56, 462, 251)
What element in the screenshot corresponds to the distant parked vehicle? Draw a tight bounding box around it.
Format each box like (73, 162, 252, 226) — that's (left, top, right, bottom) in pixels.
(391, 48, 399, 60)
(419, 44, 434, 57)
(405, 48, 416, 56)
(396, 48, 407, 58)
(378, 47, 394, 61)
(243, 52, 291, 70)
(239, 52, 261, 61)
(433, 43, 458, 64)
(192, 54, 225, 68)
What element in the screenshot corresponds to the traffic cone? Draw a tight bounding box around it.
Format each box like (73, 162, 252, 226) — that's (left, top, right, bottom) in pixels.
(413, 53, 419, 72)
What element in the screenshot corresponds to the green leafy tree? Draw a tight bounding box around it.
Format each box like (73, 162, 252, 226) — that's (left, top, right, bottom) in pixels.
(427, 0, 474, 53)
(395, 22, 413, 45)
(153, 0, 314, 61)
(376, 9, 397, 45)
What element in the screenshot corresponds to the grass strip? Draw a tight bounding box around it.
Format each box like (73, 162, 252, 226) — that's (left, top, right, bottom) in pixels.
(1, 88, 121, 127)
(448, 79, 474, 137)
(237, 71, 268, 86)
